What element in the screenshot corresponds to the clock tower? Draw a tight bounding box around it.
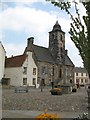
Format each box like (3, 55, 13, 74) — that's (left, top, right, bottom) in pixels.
(49, 20, 65, 65)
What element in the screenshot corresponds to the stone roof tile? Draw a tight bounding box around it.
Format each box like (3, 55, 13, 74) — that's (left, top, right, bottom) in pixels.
(5, 54, 27, 68)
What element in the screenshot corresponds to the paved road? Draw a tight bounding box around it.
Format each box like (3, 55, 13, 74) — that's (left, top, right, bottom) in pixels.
(2, 87, 89, 119)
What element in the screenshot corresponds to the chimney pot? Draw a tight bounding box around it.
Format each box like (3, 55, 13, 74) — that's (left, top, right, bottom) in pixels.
(27, 37, 34, 47)
(65, 50, 68, 55)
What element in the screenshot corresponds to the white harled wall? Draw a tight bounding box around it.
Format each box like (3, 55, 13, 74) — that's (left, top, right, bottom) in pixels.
(25, 52, 38, 88)
(5, 51, 38, 87)
(0, 42, 6, 81)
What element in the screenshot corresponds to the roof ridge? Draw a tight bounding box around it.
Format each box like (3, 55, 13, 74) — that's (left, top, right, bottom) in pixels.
(5, 54, 27, 67)
(34, 44, 48, 49)
(6, 54, 27, 59)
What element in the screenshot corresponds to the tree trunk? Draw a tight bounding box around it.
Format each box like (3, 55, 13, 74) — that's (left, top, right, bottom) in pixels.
(86, 1, 90, 85)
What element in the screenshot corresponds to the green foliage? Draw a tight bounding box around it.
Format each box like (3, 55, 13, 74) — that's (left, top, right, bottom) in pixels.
(73, 113, 89, 120)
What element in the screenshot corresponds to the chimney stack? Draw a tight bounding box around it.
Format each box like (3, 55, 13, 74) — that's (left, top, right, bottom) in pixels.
(65, 50, 68, 55)
(27, 37, 34, 47)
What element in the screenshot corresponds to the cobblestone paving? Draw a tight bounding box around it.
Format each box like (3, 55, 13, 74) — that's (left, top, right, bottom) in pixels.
(2, 87, 88, 113)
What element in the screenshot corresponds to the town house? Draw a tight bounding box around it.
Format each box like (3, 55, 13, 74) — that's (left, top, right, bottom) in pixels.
(0, 41, 6, 82)
(5, 51, 39, 88)
(74, 67, 89, 86)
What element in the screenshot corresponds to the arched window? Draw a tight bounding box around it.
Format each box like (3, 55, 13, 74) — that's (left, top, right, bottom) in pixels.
(52, 34, 54, 39)
(61, 34, 62, 41)
(59, 68, 62, 78)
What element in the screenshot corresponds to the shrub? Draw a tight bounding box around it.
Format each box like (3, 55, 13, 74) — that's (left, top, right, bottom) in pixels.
(35, 112, 60, 120)
(50, 88, 62, 95)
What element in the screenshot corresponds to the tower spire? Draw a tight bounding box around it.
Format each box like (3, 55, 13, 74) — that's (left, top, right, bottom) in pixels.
(53, 20, 61, 31)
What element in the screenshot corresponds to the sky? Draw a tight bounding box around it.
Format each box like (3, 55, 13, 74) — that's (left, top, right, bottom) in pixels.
(0, 0, 86, 67)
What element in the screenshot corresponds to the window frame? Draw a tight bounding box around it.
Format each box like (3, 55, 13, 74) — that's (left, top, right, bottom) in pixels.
(23, 67, 27, 74)
(23, 78, 27, 85)
(33, 68, 36, 75)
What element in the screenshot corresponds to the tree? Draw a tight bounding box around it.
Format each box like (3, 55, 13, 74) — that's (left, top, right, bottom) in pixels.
(46, 0, 90, 82)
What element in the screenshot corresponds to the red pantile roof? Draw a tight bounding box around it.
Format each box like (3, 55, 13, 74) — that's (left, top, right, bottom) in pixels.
(5, 54, 27, 68)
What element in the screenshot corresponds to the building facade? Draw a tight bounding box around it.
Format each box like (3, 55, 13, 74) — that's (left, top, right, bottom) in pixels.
(24, 21, 74, 86)
(4, 21, 74, 87)
(0, 42, 6, 81)
(74, 67, 89, 86)
(5, 52, 39, 87)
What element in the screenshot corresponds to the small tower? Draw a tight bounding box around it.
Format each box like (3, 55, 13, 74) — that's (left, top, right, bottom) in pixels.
(49, 20, 65, 65)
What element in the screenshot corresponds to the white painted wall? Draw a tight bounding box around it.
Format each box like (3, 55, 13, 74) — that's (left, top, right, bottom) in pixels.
(5, 67, 22, 86)
(4, 51, 38, 87)
(25, 52, 38, 88)
(74, 72, 89, 85)
(0, 42, 6, 81)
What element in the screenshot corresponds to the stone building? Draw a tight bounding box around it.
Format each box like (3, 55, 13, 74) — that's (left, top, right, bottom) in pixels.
(4, 21, 74, 88)
(24, 21, 75, 86)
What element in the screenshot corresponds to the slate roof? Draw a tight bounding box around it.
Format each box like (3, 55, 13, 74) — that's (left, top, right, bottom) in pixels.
(49, 21, 65, 34)
(65, 55, 74, 67)
(25, 43, 74, 66)
(74, 67, 88, 73)
(33, 45, 55, 63)
(5, 54, 27, 68)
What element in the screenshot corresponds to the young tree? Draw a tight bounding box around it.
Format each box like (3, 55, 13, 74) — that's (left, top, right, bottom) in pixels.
(46, 0, 90, 82)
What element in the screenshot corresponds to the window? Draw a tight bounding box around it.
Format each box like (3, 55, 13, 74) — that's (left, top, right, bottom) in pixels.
(59, 68, 62, 78)
(61, 35, 62, 41)
(70, 79, 73, 83)
(81, 73, 83, 76)
(42, 66, 46, 74)
(52, 34, 55, 39)
(23, 67, 27, 74)
(33, 68, 36, 75)
(33, 78, 36, 85)
(76, 79, 79, 83)
(85, 79, 87, 83)
(81, 79, 83, 83)
(76, 73, 78, 76)
(23, 78, 27, 85)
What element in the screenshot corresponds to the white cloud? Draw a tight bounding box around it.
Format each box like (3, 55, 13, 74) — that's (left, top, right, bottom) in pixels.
(2, 0, 45, 3)
(0, 31, 2, 41)
(4, 43, 25, 57)
(0, 5, 70, 46)
(0, 2, 84, 67)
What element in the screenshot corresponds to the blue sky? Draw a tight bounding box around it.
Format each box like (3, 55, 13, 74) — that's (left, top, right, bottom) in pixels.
(0, 0, 86, 67)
